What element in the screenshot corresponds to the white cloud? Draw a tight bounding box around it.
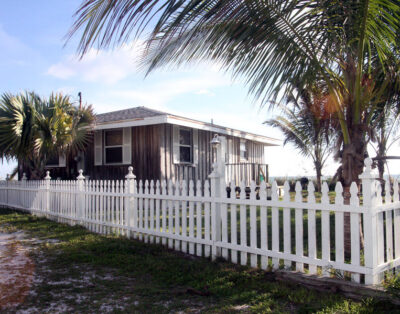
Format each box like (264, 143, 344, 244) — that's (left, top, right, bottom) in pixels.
(47, 42, 145, 85)
(105, 74, 229, 110)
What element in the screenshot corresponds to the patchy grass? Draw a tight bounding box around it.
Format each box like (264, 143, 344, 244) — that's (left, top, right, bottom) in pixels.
(0, 208, 398, 313)
(383, 272, 400, 299)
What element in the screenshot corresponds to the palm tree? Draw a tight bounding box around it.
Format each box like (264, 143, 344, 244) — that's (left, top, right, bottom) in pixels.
(68, 0, 399, 188)
(0, 92, 94, 179)
(68, 0, 400, 254)
(370, 104, 400, 181)
(266, 84, 335, 192)
(369, 56, 400, 181)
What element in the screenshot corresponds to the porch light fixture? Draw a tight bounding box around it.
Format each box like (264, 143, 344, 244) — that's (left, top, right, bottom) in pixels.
(210, 134, 221, 148)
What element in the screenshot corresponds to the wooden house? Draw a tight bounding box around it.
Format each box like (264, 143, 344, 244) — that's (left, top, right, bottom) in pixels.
(44, 107, 280, 183)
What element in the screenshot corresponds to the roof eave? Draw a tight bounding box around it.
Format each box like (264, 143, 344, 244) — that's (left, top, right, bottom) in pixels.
(93, 114, 281, 146)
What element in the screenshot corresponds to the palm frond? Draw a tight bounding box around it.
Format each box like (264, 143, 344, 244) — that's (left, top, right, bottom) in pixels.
(0, 91, 95, 178)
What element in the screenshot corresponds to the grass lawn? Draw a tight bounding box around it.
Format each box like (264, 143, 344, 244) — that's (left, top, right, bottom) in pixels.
(0, 208, 399, 313)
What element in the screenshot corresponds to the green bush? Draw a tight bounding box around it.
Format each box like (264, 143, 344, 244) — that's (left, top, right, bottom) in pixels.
(383, 272, 400, 297)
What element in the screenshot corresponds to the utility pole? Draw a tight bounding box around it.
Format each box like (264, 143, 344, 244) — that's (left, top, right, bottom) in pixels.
(78, 92, 82, 109)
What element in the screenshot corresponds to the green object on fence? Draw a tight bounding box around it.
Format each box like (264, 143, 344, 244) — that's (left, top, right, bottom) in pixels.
(259, 174, 264, 182)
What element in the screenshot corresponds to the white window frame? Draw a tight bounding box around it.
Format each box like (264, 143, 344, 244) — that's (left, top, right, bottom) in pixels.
(104, 129, 124, 165)
(178, 127, 193, 164)
(240, 139, 248, 161)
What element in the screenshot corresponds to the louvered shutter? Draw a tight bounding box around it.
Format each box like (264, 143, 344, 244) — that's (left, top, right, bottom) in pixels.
(58, 154, 66, 167)
(172, 125, 180, 164)
(122, 127, 132, 164)
(94, 131, 103, 166)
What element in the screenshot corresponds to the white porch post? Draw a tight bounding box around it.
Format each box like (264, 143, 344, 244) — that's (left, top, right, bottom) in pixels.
(219, 136, 227, 195)
(360, 158, 379, 285)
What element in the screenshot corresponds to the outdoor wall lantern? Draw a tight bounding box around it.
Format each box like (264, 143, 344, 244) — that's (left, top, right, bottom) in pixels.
(210, 134, 221, 148)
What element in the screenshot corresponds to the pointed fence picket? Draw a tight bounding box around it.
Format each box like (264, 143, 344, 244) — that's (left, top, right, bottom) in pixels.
(283, 181, 291, 269)
(174, 181, 180, 251)
(196, 180, 203, 257)
(294, 181, 304, 272)
(239, 181, 247, 266)
(1, 158, 400, 286)
(260, 181, 268, 269)
(229, 181, 238, 264)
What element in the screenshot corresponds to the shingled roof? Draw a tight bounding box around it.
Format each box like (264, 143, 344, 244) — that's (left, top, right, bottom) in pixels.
(94, 106, 281, 145)
(96, 106, 167, 123)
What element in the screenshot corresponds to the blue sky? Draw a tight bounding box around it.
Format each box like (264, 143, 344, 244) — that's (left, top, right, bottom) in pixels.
(1, 1, 399, 180)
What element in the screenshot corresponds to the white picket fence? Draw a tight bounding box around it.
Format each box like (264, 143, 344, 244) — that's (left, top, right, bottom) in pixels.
(0, 158, 399, 286)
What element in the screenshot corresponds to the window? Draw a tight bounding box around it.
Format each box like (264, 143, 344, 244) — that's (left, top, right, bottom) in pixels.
(46, 154, 66, 168)
(172, 126, 198, 165)
(46, 155, 59, 166)
(104, 130, 123, 164)
(240, 140, 248, 161)
(179, 128, 193, 163)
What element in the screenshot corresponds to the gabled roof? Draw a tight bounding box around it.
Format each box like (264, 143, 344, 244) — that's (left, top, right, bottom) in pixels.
(94, 106, 280, 146)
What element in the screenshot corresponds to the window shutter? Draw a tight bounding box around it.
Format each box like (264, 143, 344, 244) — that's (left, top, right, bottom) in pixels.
(58, 154, 66, 167)
(94, 131, 103, 166)
(172, 125, 180, 164)
(193, 129, 198, 165)
(122, 127, 132, 164)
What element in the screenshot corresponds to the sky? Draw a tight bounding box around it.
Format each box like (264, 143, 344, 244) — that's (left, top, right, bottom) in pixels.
(0, 1, 399, 180)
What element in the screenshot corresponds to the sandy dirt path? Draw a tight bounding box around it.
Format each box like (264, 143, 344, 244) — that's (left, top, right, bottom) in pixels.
(0, 231, 35, 310)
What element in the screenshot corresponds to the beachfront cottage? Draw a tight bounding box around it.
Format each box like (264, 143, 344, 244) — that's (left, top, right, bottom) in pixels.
(43, 106, 279, 183)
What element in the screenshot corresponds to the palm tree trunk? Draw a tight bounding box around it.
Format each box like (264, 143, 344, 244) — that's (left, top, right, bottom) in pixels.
(377, 159, 385, 182)
(315, 161, 322, 193)
(376, 140, 386, 182)
(340, 131, 367, 258)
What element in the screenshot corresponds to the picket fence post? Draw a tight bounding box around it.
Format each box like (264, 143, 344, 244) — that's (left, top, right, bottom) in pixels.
(5, 174, 9, 208)
(209, 162, 221, 260)
(77, 170, 85, 224)
(21, 173, 27, 210)
(360, 158, 379, 285)
(209, 135, 226, 261)
(44, 171, 51, 217)
(125, 166, 136, 238)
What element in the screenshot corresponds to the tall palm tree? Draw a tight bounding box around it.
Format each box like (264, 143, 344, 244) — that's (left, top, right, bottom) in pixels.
(68, 0, 400, 254)
(266, 84, 335, 192)
(68, 0, 399, 189)
(0, 92, 94, 179)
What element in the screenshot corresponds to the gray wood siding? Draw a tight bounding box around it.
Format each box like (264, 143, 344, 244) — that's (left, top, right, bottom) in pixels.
(82, 125, 161, 181)
(52, 123, 265, 183)
(160, 124, 265, 183)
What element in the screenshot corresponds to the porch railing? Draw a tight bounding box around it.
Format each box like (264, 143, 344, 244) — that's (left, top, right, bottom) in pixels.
(225, 163, 268, 186)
